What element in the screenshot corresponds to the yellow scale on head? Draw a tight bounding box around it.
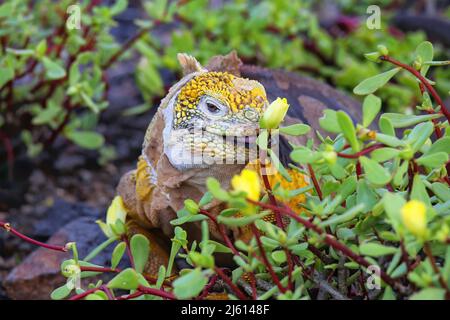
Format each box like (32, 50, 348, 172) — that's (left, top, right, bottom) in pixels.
(174, 71, 265, 126)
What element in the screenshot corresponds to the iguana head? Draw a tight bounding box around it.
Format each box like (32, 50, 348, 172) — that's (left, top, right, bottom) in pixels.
(160, 54, 268, 171)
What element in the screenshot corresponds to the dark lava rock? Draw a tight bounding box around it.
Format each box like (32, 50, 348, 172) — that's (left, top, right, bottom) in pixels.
(4, 217, 115, 300)
(33, 199, 101, 239)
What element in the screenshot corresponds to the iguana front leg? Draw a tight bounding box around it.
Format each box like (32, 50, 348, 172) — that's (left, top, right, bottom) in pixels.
(116, 157, 175, 276)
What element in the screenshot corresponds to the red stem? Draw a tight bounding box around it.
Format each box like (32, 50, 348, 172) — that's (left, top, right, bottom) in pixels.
(214, 267, 248, 300)
(0, 221, 67, 252)
(199, 209, 240, 256)
(336, 144, 384, 159)
(247, 200, 404, 292)
(424, 243, 450, 299)
(69, 287, 100, 300)
(380, 55, 450, 123)
(197, 275, 218, 300)
(137, 285, 176, 300)
(307, 164, 323, 200)
(122, 234, 135, 269)
(250, 224, 287, 293)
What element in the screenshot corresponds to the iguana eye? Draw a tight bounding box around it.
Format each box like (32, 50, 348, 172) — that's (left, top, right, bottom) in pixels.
(200, 97, 228, 117)
(206, 102, 220, 114)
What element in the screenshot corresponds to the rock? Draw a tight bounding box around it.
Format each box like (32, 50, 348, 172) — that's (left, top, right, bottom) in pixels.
(4, 217, 116, 300)
(33, 199, 101, 239)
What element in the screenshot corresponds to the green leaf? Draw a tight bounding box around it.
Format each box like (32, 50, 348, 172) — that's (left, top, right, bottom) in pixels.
(111, 242, 126, 269)
(32, 101, 61, 125)
(271, 250, 287, 264)
(375, 133, 405, 147)
(381, 113, 441, 128)
(218, 211, 270, 227)
(108, 268, 139, 290)
(424, 137, 450, 156)
(319, 109, 340, 133)
(173, 268, 208, 299)
(65, 131, 105, 150)
(51, 284, 72, 300)
(42, 57, 66, 80)
(359, 243, 398, 257)
(431, 183, 450, 202)
(407, 122, 434, 152)
(415, 41, 433, 76)
(410, 288, 445, 300)
(279, 124, 310, 136)
(111, 0, 128, 15)
(198, 192, 214, 207)
(184, 199, 199, 214)
(85, 292, 107, 300)
(411, 175, 431, 207)
(337, 111, 360, 151)
(35, 39, 47, 58)
(378, 116, 395, 136)
(0, 64, 14, 88)
(80, 92, 100, 114)
(290, 147, 320, 164)
(371, 148, 399, 162)
(130, 234, 150, 274)
(199, 240, 232, 254)
(360, 156, 391, 186)
(416, 152, 448, 168)
(188, 251, 214, 269)
(320, 203, 365, 227)
(362, 94, 381, 127)
(353, 68, 401, 95)
(206, 178, 229, 201)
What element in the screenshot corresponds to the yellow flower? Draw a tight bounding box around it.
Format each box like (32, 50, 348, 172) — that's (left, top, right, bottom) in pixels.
(96, 196, 127, 238)
(401, 200, 427, 239)
(260, 97, 289, 129)
(231, 169, 260, 202)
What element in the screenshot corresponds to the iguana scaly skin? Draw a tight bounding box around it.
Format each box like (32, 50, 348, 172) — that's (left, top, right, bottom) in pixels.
(114, 52, 360, 275)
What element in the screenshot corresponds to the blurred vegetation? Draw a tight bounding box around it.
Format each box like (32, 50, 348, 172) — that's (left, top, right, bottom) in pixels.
(0, 0, 449, 159)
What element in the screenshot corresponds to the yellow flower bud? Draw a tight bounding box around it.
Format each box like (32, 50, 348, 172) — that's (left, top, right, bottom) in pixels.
(260, 97, 289, 129)
(96, 196, 127, 238)
(231, 169, 261, 202)
(401, 200, 427, 239)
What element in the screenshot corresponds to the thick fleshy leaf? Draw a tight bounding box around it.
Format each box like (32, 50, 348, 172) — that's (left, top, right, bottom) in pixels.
(337, 111, 360, 151)
(362, 94, 381, 127)
(42, 57, 66, 80)
(415, 41, 433, 76)
(381, 113, 441, 128)
(108, 268, 139, 290)
(360, 156, 391, 186)
(279, 124, 311, 136)
(65, 131, 105, 150)
(173, 268, 208, 299)
(111, 242, 126, 269)
(51, 284, 72, 300)
(319, 109, 340, 133)
(130, 234, 150, 274)
(359, 243, 398, 257)
(410, 288, 445, 300)
(353, 68, 401, 95)
(416, 152, 448, 168)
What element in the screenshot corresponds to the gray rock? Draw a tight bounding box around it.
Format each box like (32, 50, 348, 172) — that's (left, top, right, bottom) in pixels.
(33, 199, 101, 238)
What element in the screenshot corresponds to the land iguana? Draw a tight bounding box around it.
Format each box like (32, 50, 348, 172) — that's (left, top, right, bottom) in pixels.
(114, 52, 361, 274)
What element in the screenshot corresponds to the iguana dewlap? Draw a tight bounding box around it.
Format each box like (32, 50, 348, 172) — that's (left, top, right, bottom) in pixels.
(115, 52, 360, 274)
